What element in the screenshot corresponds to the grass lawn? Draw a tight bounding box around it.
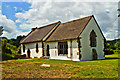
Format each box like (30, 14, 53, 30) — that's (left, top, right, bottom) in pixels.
(1, 53, 119, 79)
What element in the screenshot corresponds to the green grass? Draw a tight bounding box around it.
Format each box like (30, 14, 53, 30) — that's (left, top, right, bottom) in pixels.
(2, 54, 119, 79)
(105, 53, 119, 58)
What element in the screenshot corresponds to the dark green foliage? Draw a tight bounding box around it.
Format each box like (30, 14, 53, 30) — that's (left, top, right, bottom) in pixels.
(8, 38, 16, 46)
(114, 49, 120, 54)
(8, 35, 25, 47)
(6, 49, 12, 54)
(2, 36, 25, 61)
(114, 41, 120, 50)
(107, 39, 119, 49)
(104, 49, 114, 55)
(17, 45, 21, 54)
(105, 39, 120, 55)
(2, 38, 16, 60)
(2, 53, 13, 61)
(104, 43, 114, 55)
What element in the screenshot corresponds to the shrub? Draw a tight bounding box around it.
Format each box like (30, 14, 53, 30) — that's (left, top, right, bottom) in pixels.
(113, 50, 120, 54)
(2, 53, 14, 61)
(104, 49, 114, 55)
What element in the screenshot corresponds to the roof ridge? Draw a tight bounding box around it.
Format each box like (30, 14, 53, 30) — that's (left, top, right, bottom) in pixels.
(38, 21, 61, 29)
(62, 15, 93, 24)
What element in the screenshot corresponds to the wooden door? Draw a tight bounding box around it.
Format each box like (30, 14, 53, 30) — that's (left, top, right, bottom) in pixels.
(92, 49, 97, 60)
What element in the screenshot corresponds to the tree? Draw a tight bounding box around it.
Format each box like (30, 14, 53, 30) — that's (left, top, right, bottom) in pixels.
(2, 38, 8, 49)
(1, 36, 25, 60)
(17, 45, 21, 54)
(104, 42, 114, 55)
(8, 35, 25, 47)
(114, 41, 120, 50)
(105, 43, 110, 49)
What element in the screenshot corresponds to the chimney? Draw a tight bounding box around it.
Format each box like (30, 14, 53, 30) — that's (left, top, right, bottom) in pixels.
(32, 27, 37, 31)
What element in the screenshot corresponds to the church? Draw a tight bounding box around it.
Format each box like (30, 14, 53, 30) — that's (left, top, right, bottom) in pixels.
(20, 15, 105, 61)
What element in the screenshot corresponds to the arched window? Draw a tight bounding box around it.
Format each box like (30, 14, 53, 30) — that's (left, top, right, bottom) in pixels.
(90, 30, 97, 47)
(36, 43, 39, 53)
(23, 45, 25, 52)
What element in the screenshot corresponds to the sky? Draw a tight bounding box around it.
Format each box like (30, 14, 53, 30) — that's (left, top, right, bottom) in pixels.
(0, 0, 119, 40)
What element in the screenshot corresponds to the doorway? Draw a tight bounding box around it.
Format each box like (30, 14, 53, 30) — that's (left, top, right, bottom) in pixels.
(92, 49, 97, 60)
(47, 45, 50, 56)
(27, 48, 30, 58)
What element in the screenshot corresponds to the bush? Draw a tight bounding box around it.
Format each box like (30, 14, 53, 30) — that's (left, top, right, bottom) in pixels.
(104, 49, 114, 55)
(14, 54, 27, 59)
(2, 53, 14, 61)
(113, 50, 120, 54)
(6, 49, 12, 54)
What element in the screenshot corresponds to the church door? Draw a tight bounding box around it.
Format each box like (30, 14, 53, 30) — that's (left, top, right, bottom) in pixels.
(92, 49, 97, 60)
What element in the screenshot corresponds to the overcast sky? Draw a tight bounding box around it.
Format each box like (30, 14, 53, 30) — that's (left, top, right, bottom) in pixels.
(0, 0, 119, 40)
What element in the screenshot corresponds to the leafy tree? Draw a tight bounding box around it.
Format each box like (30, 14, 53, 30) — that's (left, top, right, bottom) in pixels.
(114, 41, 120, 50)
(2, 36, 23, 60)
(2, 38, 8, 50)
(9, 38, 16, 46)
(17, 45, 21, 54)
(104, 42, 114, 55)
(8, 35, 25, 47)
(2, 35, 26, 60)
(16, 35, 25, 47)
(105, 43, 110, 49)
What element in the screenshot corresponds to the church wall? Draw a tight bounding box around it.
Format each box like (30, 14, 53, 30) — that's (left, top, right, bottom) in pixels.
(21, 42, 42, 58)
(80, 17, 105, 60)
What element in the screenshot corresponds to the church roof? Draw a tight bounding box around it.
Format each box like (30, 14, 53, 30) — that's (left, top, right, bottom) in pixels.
(46, 15, 92, 42)
(20, 15, 105, 44)
(20, 21, 60, 44)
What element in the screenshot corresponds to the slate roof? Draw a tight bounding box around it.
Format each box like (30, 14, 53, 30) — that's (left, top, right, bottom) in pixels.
(20, 21, 60, 44)
(46, 15, 92, 42)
